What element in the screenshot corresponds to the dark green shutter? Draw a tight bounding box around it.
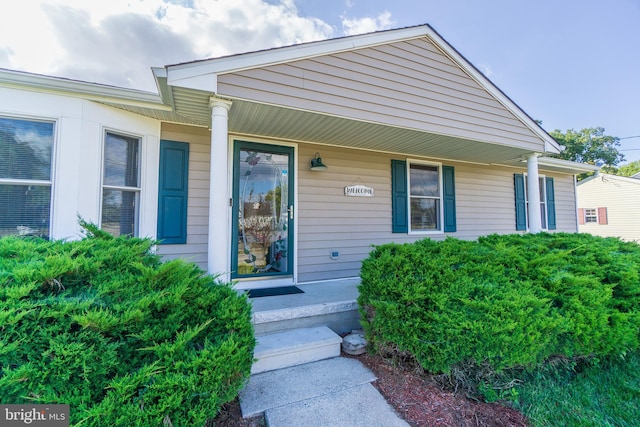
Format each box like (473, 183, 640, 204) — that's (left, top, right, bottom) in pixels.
(391, 160, 408, 233)
(442, 165, 456, 232)
(157, 140, 189, 244)
(514, 173, 526, 231)
(546, 177, 556, 230)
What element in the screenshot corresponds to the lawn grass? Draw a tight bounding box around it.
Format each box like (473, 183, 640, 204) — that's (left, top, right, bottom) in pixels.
(514, 350, 640, 426)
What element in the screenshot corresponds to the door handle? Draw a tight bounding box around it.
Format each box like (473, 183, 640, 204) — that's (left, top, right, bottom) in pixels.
(288, 205, 294, 220)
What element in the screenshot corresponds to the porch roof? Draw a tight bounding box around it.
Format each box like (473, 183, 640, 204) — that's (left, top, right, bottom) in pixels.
(151, 24, 572, 167)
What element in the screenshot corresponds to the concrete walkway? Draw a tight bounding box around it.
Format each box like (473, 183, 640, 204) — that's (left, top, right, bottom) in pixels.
(239, 357, 408, 427)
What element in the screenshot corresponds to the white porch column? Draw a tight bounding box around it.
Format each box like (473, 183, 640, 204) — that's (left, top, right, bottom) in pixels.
(208, 97, 232, 280)
(527, 153, 542, 233)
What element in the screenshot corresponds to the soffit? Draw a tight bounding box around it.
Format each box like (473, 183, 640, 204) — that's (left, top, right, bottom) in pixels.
(98, 85, 213, 127)
(227, 99, 537, 164)
(99, 100, 206, 126)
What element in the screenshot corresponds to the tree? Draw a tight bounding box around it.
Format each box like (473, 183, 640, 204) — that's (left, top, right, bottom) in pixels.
(616, 160, 640, 177)
(551, 127, 624, 170)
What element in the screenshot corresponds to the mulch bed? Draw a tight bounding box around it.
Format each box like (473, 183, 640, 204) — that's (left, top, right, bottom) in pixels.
(355, 352, 528, 427)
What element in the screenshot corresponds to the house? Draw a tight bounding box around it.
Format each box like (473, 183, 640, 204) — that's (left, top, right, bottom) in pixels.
(577, 173, 640, 242)
(0, 24, 598, 290)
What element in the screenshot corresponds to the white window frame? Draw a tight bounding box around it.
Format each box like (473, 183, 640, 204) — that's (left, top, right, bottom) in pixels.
(0, 115, 56, 239)
(584, 208, 598, 223)
(407, 159, 444, 234)
(524, 173, 548, 231)
(99, 129, 142, 237)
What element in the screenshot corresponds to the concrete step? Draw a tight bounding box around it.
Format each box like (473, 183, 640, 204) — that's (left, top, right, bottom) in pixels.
(240, 357, 375, 417)
(239, 357, 408, 426)
(251, 326, 342, 374)
(249, 279, 362, 335)
(252, 300, 360, 335)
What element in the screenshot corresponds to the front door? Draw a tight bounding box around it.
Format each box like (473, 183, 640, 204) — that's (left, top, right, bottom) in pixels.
(231, 141, 294, 279)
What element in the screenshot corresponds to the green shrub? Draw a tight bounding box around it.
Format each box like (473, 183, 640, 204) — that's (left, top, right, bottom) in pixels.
(0, 226, 255, 426)
(359, 233, 640, 380)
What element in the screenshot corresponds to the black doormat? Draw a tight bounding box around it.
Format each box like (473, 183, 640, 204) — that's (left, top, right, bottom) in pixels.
(247, 286, 304, 298)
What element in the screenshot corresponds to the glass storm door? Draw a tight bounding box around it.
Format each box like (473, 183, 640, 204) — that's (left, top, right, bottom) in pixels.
(232, 141, 294, 279)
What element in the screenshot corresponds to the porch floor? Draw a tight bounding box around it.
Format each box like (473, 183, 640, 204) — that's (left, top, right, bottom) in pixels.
(247, 278, 361, 335)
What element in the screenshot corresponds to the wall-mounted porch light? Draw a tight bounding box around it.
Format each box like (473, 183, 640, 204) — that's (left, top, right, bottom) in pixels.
(310, 152, 328, 171)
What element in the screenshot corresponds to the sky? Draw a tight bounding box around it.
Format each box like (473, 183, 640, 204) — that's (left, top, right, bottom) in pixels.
(1, 0, 639, 163)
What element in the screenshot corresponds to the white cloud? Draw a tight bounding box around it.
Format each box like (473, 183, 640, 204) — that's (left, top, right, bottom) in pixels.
(0, 0, 334, 91)
(341, 11, 395, 35)
(478, 64, 494, 78)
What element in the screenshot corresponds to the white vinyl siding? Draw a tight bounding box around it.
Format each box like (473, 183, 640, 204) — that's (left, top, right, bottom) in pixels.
(577, 175, 640, 242)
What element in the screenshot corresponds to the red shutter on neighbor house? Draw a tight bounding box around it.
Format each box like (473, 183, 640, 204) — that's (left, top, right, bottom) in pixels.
(598, 207, 608, 225)
(578, 208, 585, 225)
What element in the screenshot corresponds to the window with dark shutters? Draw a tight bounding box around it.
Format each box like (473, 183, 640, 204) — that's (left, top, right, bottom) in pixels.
(514, 173, 556, 230)
(391, 160, 456, 233)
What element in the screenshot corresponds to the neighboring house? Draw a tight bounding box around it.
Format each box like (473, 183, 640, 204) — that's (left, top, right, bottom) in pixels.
(577, 173, 640, 242)
(0, 24, 597, 289)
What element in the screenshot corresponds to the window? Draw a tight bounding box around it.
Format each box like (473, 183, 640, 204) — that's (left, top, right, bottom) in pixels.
(578, 207, 607, 225)
(525, 175, 548, 230)
(409, 162, 442, 232)
(101, 131, 141, 237)
(0, 116, 54, 239)
(391, 160, 456, 233)
(585, 208, 598, 223)
(514, 173, 556, 231)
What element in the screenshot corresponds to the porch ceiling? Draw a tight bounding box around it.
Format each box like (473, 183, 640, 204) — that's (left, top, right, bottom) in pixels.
(227, 99, 534, 165)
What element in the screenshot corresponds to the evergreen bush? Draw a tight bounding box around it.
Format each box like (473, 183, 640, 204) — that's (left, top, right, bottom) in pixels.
(359, 233, 640, 380)
(0, 224, 255, 426)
